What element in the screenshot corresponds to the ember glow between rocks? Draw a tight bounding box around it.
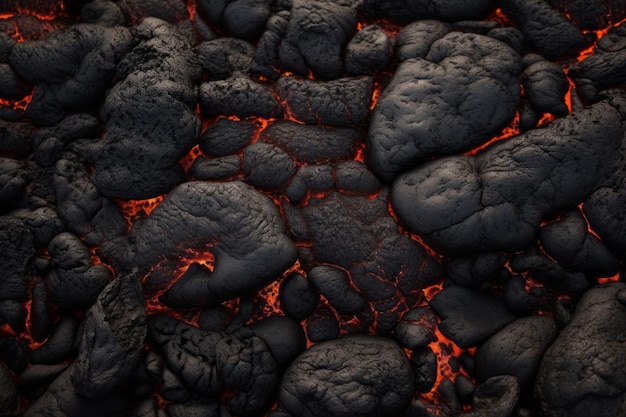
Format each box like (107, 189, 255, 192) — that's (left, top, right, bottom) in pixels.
(1, 1, 626, 417)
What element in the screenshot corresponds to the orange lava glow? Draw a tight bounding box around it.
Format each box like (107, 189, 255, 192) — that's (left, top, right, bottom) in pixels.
(178, 144, 203, 172)
(0, 89, 34, 111)
(486, 8, 514, 27)
(116, 195, 165, 225)
(577, 203, 602, 240)
(387, 200, 445, 261)
(357, 17, 403, 37)
(464, 112, 520, 156)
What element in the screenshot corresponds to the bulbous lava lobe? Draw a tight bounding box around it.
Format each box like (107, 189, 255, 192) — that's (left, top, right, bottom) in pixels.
(535, 282, 626, 417)
(358, 0, 495, 24)
(89, 18, 201, 200)
(391, 96, 626, 255)
(278, 334, 414, 417)
(368, 32, 521, 182)
(106, 180, 297, 308)
(8, 24, 132, 126)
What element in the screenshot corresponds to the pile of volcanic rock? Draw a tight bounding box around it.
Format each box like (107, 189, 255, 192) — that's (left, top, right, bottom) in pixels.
(1, 0, 626, 417)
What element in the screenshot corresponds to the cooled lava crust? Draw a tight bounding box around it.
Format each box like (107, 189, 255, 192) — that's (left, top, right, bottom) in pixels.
(1, 1, 626, 417)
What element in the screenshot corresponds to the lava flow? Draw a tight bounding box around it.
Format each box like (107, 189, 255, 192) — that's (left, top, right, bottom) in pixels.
(2, 1, 626, 417)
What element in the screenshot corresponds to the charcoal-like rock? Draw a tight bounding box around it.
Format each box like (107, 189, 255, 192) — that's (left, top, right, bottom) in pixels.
(0, 300, 26, 333)
(335, 161, 381, 195)
(570, 49, 626, 101)
(197, 38, 255, 79)
(498, 0, 591, 59)
(279, 273, 319, 321)
(509, 250, 589, 296)
(149, 315, 223, 396)
(80, 0, 126, 26)
(8, 24, 132, 125)
(46, 232, 112, 309)
(201, 76, 282, 119)
(198, 305, 235, 332)
(430, 286, 517, 348)
(243, 142, 297, 189)
(0, 158, 29, 204)
(503, 275, 539, 315)
(0, 122, 35, 159)
(279, 335, 414, 417)
(488, 27, 524, 53)
(535, 282, 626, 417)
(189, 155, 242, 181)
(411, 346, 438, 393)
(251, 10, 290, 80)
(546, 0, 625, 31)
(18, 363, 70, 394)
(0, 64, 27, 100)
(24, 370, 127, 417)
(275, 76, 373, 126)
(345, 25, 393, 75)
(306, 305, 340, 342)
(394, 307, 437, 350)
(0, 362, 19, 417)
(296, 191, 441, 333)
(391, 97, 626, 254)
(521, 60, 569, 116)
(30, 277, 51, 343)
(53, 159, 103, 237)
(216, 329, 277, 416)
(475, 316, 558, 393)
(308, 265, 367, 315)
(369, 32, 521, 181)
(395, 20, 451, 62)
(260, 120, 363, 164)
(465, 375, 520, 417)
(539, 210, 620, 276)
(166, 400, 220, 417)
(107, 181, 296, 308)
(248, 316, 307, 368)
(0, 217, 34, 301)
(223, 0, 274, 40)
(71, 274, 147, 397)
(445, 253, 507, 288)
(278, 0, 357, 79)
(200, 118, 258, 156)
(90, 19, 200, 199)
(31, 317, 80, 364)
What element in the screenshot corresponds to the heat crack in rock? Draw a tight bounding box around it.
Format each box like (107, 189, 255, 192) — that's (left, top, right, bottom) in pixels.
(89, 18, 201, 200)
(391, 96, 626, 254)
(278, 335, 414, 417)
(8, 24, 132, 125)
(368, 32, 521, 182)
(534, 282, 626, 417)
(104, 180, 297, 308)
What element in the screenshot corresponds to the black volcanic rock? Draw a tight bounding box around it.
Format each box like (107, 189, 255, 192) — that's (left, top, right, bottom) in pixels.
(275, 76, 373, 126)
(0, 362, 18, 417)
(9, 24, 132, 125)
(345, 25, 393, 75)
(296, 190, 441, 332)
(475, 316, 558, 393)
(89, 19, 201, 200)
(200, 75, 282, 119)
(71, 275, 147, 397)
(430, 286, 517, 348)
(278, 335, 414, 417)
(391, 96, 626, 254)
(498, 0, 592, 59)
(395, 20, 451, 62)
(104, 181, 296, 308)
(535, 283, 626, 417)
(368, 32, 521, 182)
(521, 60, 569, 116)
